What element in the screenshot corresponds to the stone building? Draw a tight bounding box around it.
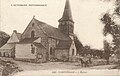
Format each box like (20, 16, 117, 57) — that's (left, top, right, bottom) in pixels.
(0, 0, 81, 62)
(0, 30, 21, 58)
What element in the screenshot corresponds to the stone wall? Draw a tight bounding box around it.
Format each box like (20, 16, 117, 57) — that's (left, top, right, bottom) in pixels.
(48, 38, 58, 58)
(36, 47, 47, 63)
(55, 49, 69, 61)
(22, 19, 46, 39)
(15, 44, 36, 59)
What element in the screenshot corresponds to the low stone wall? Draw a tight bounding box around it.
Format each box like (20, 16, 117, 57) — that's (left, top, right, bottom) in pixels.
(15, 58, 46, 63)
(69, 56, 78, 62)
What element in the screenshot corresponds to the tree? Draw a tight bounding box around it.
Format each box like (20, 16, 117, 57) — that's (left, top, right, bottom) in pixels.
(101, 0, 120, 59)
(103, 40, 111, 64)
(74, 36, 84, 55)
(82, 45, 91, 55)
(91, 49, 103, 58)
(0, 31, 10, 47)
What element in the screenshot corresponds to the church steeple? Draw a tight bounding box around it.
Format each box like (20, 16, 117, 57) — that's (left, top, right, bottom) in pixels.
(59, 0, 73, 22)
(58, 0, 74, 35)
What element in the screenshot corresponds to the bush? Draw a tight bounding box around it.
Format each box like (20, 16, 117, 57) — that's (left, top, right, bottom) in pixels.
(92, 59, 107, 66)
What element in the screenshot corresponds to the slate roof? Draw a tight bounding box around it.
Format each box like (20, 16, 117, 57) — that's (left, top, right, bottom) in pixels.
(56, 40, 72, 49)
(16, 33, 22, 40)
(33, 42, 47, 50)
(19, 37, 39, 43)
(0, 43, 15, 50)
(34, 18, 71, 40)
(59, 0, 74, 22)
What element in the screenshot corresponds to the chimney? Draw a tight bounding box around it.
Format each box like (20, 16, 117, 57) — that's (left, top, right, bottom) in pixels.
(13, 30, 17, 33)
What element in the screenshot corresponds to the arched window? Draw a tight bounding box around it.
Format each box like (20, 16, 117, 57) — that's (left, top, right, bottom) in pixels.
(31, 31, 35, 38)
(7, 53, 9, 57)
(0, 52, 1, 57)
(3, 52, 5, 57)
(50, 47, 52, 55)
(53, 50, 55, 56)
(31, 44, 35, 54)
(72, 49, 74, 55)
(32, 23, 34, 27)
(50, 47, 55, 56)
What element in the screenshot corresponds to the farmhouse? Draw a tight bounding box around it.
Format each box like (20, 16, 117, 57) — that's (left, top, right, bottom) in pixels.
(0, 0, 81, 62)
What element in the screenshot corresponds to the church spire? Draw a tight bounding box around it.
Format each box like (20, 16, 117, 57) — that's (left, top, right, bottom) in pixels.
(58, 0, 74, 35)
(59, 0, 74, 22)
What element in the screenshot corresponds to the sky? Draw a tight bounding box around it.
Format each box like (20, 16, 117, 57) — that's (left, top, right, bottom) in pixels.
(0, 0, 115, 49)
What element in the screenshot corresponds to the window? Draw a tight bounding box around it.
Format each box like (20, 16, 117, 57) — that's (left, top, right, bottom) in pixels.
(50, 47, 55, 56)
(50, 47, 52, 55)
(31, 31, 35, 38)
(31, 47, 35, 54)
(37, 54, 43, 59)
(7, 53, 9, 57)
(72, 49, 74, 55)
(31, 44, 35, 54)
(0, 52, 1, 56)
(53, 50, 55, 56)
(32, 23, 34, 27)
(3, 52, 5, 57)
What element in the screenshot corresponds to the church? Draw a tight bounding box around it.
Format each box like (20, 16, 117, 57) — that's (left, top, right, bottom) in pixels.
(0, 0, 80, 63)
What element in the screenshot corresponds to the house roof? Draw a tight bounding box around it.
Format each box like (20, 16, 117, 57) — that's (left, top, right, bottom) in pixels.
(12, 30, 22, 41)
(34, 18, 71, 40)
(0, 43, 15, 50)
(16, 33, 22, 40)
(33, 42, 47, 50)
(19, 37, 39, 43)
(56, 40, 72, 49)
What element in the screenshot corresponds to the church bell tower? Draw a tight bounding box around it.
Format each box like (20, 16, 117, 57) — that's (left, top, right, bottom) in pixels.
(58, 0, 74, 35)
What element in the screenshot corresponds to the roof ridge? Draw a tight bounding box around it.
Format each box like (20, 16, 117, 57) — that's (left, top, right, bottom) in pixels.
(34, 18, 58, 29)
(33, 18, 71, 40)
